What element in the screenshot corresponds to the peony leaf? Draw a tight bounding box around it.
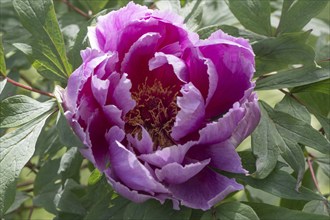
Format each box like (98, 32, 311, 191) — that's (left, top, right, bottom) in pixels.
(292, 79, 330, 95)
(276, 0, 329, 35)
(0, 36, 6, 77)
(57, 147, 83, 182)
(227, 0, 272, 36)
(237, 169, 324, 201)
(201, 202, 259, 220)
(303, 200, 330, 216)
(0, 95, 56, 128)
(0, 115, 50, 216)
(253, 32, 315, 76)
(256, 65, 330, 90)
(13, 0, 72, 82)
(247, 202, 329, 220)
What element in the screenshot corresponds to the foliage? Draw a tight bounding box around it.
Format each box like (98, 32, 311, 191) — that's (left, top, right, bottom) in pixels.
(0, 0, 329, 219)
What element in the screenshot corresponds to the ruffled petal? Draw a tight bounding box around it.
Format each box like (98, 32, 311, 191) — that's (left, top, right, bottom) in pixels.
(149, 52, 188, 83)
(88, 2, 151, 52)
(109, 140, 169, 194)
(197, 29, 255, 118)
(121, 32, 161, 88)
(138, 141, 195, 168)
(171, 83, 205, 141)
(127, 126, 154, 155)
(169, 168, 243, 210)
(155, 159, 210, 184)
(187, 141, 247, 174)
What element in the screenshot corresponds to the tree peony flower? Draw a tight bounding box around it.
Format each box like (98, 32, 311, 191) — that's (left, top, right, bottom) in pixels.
(63, 2, 260, 210)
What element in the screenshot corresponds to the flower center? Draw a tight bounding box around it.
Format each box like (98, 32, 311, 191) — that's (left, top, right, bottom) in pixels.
(124, 79, 179, 148)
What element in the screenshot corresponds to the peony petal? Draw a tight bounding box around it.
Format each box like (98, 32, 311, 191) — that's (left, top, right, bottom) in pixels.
(108, 72, 135, 115)
(155, 159, 210, 184)
(88, 2, 151, 52)
(197, 104, 245, 145)
(149, 52, 188, 83)
(138, 141, 195, 168)
(127, 126, 154, 155)
(121, 32, 161, 88)
(197, 30, 255, 118)
(91, 75, 109, 106)
(103, 105, 125, 129)
(169, 168, 243, 210)
(187, 141, 247, 174)
(109, 141, 169, 194)
(230, 89, 260, 147)
(171, 83, 205, 141)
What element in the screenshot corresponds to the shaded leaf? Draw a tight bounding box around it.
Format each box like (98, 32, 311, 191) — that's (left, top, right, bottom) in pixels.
(303, 200, 330, 216)
(58, 147, 83, 182)
(292, 79, 330, 95)
(236, 169, 324, 201)
(0, 95, 55, 128)
(0, 115, 49, 215)
(276, 0, 329, 35)
(247, 202, 329, 220)
(251, 105, 280, 179)
(315, 157, 330, 178)
(253, 32, 315, 76)
(256, 65, 329, 90)
(227, 0, 272, 36)
(201, 202, 259, 220)
(0, 36, 6, 76)
(275, 95, 311, 123)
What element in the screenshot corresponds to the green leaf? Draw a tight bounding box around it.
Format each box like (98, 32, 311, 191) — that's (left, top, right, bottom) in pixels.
(253, 32, 315, 76)
(54, 179, 86, 215)
(0, 36, 6, 76)
(201, 202, 259, 220)
(315, 157, 330, 178)
(296, 92, 329, 117)
(4, 191, 29, 215)
(78, 0, 108, 14)
(237, 169, 324, 201)
(182, 0, 203, 31)
(251, 105, 280, 179)
(13, 0, 72, 82)
(256, 65, 330, 90)
(303, 200, 330, 216)
(276, 0, 329, 35)
(88, 169, 102, 186)
(0, 78, 6, 95)
(247, 202, 329, 220)
(0, 95, 55, 128)
(275, 95, 311, 123)
(292, 79, 330, 95)
(58, 147, 83, 182)
(227, 0, 272, 36)
(254, 101, 305, 185)
(262, 101, 330, 155)
(0, 116, 49, 216)
(197, 24, 266, 41)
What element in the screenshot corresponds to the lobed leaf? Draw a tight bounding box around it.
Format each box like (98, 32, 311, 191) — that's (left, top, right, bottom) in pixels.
(201, 202, 259, 220)
(13, 0, 72, 82)
(227, 0, 272, 36)
(248, 202, 329, 220)
(0, 95, 55, 128)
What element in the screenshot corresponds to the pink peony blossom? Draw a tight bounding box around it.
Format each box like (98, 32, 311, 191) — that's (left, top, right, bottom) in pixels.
(63, 2, 260, 210)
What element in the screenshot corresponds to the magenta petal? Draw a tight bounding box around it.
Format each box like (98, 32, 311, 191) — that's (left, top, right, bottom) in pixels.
(109, 141, 168, 194)
(149, 52, 188, 83)
(155, 159, 210, 184)
(171, 83, 205, 140)
(169, 168, 243, 210)
(88, 2, 151, 51)
(230, 89, 260, 147)
(102, 105, 124, 129)
(91, 75, 109, 106)
(198, 105, 245, 145)
(108, 72, 135, 115)
(105, 170, 156, 204)
(138, 141, 194, 168)
(188, 141, 247, 174)
(127, 126, 153, 155)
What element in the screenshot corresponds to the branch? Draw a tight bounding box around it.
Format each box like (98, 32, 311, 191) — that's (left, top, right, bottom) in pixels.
(61, 0, 91, 19)
(307, 157, 321, 194)
(6, 77, 55, 98)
